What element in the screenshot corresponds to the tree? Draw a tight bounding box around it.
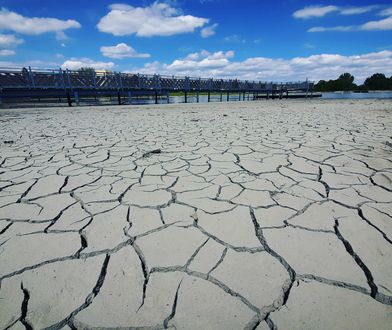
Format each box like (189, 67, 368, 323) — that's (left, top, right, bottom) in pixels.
(314, 73, 357, 92)
(339, 73, 354, 84)
(77, 67, 95, 75)
(364, 73, 391, 90)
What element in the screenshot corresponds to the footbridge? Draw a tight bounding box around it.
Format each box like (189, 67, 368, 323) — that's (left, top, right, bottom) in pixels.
(0, 66, 315, 107)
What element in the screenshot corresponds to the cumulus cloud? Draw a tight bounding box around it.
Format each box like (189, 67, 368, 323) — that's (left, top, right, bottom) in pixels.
(0, 33, 23, 48)
(100, 43, 150, 59)
(0, 8, 81, 35)
(61, 57, 115, 70)
(167, 50, 235, 72)
(97, 2, 208, 37)
(294, 5, 379, 19)
(129, 50, 392, 83)
(200, 23, 218, 38)
(0, 49, 15, 56)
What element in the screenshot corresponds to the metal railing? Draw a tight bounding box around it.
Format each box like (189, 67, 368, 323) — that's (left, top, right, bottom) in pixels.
(0, 66, 313, 92)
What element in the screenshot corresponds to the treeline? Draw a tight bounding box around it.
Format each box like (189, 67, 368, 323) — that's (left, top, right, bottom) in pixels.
(314, 73, 392, 92)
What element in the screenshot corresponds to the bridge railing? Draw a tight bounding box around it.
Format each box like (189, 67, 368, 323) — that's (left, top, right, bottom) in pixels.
(0, 66, 313, 92)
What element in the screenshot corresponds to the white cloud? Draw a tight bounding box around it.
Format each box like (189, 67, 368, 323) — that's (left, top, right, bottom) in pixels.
(361, 15, 392, 30)
(128, 50, 392, 83)
(0, 49, 15, 56)
(379, 7, 392, 16)
(61, 57, 115, 70)
(0, 59, 60, 68)
(0, 33, 23, 48)
(101, 43, 150, 59)
(200, 23, 218, 38)
(55, 31, 69, 41)
(97, 2, 208, 37)
(340, 6, 379, 15)
(294, 5, 379, 19)
(308, 26, 356, 32)
(223, 34, 246, 43)
(309, 15, 392, 32)
(0, 8, 81, 35)
(293, 6, 338, 19)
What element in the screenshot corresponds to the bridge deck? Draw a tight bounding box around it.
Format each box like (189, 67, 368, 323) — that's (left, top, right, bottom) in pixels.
(0, 67, 314, 106)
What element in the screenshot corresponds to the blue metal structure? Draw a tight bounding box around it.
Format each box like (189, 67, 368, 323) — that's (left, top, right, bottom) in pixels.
(0, 66, 314, 106)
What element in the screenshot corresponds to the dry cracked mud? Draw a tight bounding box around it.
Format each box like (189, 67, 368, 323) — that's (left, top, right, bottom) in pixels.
(0, 99, 392, 329)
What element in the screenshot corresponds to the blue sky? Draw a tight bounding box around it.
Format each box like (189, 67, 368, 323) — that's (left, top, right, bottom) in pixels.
(0, 0, 392, 82)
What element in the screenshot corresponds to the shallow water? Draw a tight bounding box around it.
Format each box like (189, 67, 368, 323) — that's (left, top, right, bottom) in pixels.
(321, 91, 392, 99)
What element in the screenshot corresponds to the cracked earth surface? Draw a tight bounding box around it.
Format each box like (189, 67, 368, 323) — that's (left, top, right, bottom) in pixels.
(0, 99, 392, 329)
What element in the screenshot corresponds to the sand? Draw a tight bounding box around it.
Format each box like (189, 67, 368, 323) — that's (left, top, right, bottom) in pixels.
(0, 99, 391, 329)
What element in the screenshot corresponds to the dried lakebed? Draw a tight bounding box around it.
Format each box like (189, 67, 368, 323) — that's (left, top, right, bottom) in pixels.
(0, 99, 392, 329)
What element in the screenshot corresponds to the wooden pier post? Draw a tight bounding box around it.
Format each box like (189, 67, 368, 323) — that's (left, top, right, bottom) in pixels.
(155, 90, 158, 104)
(184, 91, 187, 103)
(266, 91, 269, 100)
(167, 92, 170, 104)
(66, 91, 72, 107)
(208, 91, 211, 102)
(227, 91, 230, 101)
(220, 92, 223, 102)
(117, 91, 121, 105)
(197, 91, 199, 103)
(243, 92, 245, 101)
(238, 92, 241, 101)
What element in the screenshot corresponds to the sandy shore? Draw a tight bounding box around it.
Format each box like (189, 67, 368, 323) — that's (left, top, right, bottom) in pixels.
(1, 99, 392, 329)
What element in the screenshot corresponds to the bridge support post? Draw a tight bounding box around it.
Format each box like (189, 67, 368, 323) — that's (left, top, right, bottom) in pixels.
(184, 91, 187, 103)
(243, 92, 245, 101)
(208, 91, 211, 102)
(167, 92, 170, 104)
(74, 91, 79, 105)
(227, 91, 229, 101)
(220, 92, 223, 102)
(117, 91, 121, 105)
(66, 91, 72, 107)
(197, 92, 199, 103)
(155, 90, 158, 104)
